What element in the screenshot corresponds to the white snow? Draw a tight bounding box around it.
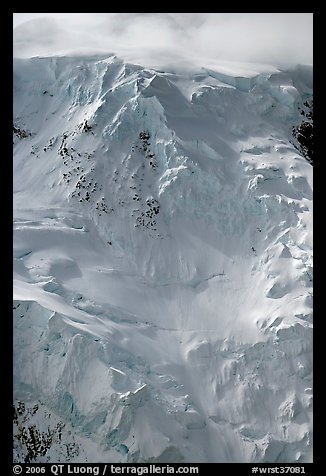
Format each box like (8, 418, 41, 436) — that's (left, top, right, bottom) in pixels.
(13, 55, 312, 463)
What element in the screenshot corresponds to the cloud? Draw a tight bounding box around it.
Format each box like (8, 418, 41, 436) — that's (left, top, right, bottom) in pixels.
(13, 13, 313, 68)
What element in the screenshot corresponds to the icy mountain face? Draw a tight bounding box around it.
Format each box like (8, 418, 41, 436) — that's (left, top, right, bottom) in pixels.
(13, 55, 313, 463)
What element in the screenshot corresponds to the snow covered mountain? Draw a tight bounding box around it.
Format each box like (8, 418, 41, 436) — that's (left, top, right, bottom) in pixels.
(13, 55, 313, 463)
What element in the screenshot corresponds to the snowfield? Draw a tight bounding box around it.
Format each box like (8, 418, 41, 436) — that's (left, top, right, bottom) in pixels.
(13, 55, 312, 463)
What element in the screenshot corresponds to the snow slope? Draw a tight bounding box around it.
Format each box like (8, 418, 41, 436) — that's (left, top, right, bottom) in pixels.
(13, 55, 313, 463)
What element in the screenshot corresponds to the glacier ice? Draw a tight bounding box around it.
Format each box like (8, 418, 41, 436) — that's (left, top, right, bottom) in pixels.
(13, 55, 312, 463)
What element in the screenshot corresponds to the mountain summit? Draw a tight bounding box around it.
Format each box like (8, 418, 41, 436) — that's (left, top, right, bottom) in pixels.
(13, 55, 313, 463)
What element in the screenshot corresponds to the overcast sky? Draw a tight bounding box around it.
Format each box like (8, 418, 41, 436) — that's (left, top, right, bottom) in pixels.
(13, 13, 313, 67)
